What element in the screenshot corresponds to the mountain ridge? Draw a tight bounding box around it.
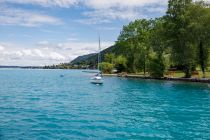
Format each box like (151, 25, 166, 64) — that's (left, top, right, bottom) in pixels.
(70, 45, 120, 66)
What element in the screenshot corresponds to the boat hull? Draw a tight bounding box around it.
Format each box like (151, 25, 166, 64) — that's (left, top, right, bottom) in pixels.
(90, 79, 103, 84)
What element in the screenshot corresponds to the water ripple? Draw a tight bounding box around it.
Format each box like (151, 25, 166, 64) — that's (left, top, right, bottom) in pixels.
(0, 70, 209, 139)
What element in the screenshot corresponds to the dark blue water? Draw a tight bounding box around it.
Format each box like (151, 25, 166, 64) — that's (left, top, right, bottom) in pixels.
(0, 69, 209, 139)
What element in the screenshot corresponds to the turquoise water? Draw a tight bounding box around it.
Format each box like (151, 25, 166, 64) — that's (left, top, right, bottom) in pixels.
(0, 69, 209, 140)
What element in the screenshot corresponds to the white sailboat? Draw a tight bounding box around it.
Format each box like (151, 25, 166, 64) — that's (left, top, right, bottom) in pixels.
(90, 36, 103, 85)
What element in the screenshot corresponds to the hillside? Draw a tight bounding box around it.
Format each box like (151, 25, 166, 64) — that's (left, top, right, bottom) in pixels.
(70, 45, 120, 66)
(71, 53, 97, 64)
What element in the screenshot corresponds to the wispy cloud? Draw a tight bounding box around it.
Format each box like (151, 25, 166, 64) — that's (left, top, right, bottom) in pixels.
(1, 0, 79, 8)
(0, 6, 62, 27)
(1, 0, 168, 24)
(83, 8, 145, 21)
(84, 0, 167, 9)
(2, 0, 167, 8)
(76, 8, 147, 25)
(75, 18, 111, 25)
(78, 0, 167, 24)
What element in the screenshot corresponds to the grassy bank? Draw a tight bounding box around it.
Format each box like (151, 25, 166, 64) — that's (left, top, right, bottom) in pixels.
(103, 70, 210, 84)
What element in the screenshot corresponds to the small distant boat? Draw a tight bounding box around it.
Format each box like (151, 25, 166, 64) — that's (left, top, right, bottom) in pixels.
(90, 36, 103, 85)
(91, 72, 103, 84)
(91, 80, 103, 85)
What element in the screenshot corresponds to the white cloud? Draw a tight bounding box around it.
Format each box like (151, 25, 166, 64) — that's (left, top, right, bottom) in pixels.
(0, 43, 66, 66)
(34, 49, 45, 58)
(76, 7, 149, 25)
(0, 6, 62, 27)
(3, 0, 210, 24)
(147, 7, 166, 13)
(22, 49, 32, 56)
(51, 40, 113, 60)
(49, 52, 66, 60)
(0, 45, 5, 51)
(1, 0, 168, 24)
(78, 0, 167, 24)
(84, 0, 167, 9)
(83, 8, 147, 22)
(1, 0, 79, 8)
(2, 0, 167, 8)
(0, 40, 113, 66)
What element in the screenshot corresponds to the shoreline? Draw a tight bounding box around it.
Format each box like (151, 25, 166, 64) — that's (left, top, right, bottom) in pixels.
(103, 74, 210, 84)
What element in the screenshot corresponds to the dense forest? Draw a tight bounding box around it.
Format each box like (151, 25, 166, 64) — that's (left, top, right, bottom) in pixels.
(46, 0, 210, 78)
(100, 0, 210, 78)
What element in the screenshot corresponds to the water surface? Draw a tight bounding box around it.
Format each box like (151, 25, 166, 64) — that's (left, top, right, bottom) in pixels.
(0, 69, 209, 139)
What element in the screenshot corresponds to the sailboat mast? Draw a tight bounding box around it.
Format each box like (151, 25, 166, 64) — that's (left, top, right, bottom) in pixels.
(98, 36, 101, 71)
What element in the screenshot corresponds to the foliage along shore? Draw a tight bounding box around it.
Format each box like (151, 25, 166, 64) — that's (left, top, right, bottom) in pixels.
(45, 0, 210, 79)
(103, 73, 210, 84)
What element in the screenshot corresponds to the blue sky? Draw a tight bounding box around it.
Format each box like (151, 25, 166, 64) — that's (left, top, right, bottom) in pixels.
(0, 0, 169, 66)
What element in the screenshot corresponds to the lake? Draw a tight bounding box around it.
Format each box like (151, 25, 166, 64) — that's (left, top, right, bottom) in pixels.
(0, 69, 209, 139)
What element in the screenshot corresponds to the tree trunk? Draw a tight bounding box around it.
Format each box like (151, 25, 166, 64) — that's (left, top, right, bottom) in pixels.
(143, 56, 146, 76)
(199, 41, 205, 78)
(184, 65, 192, 78)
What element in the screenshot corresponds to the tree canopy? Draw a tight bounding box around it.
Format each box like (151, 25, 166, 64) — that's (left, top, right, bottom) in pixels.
(113, 0, 210, 78)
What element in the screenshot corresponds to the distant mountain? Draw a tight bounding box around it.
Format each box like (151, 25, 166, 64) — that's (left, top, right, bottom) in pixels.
(70, 45, 120, 66)
(71, 53, 97, 64)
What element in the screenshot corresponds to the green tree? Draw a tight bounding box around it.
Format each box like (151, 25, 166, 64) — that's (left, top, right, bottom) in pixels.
(117, 19, 152, 74)
(99, 62, 114, 74)
(115, 55, 127, 73)
(148, 55, 165, 78)
(104, 53, 115, 64)
(186, 1, 210, 77)
(150, 18, 167, 57)
(165, 0, 197, 78)
(149, 18, 167, 76)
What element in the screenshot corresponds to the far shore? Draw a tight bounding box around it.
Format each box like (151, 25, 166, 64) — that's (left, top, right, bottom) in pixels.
(103, 74, 210, 84)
